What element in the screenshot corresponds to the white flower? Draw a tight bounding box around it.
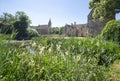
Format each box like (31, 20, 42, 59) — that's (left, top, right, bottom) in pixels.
(39, 47, 45, 54)
(96, 41, 100, 46)
(28, 59, 35, 67)
(57, 44, 61, 50)
(32, 42, 37, 47)
(76, 55, 81, 61)
(65, 51, 69, 55)
(48, 48, 52, 53)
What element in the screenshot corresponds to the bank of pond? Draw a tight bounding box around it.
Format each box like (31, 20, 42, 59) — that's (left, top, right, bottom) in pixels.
(0, 36, 120, 81)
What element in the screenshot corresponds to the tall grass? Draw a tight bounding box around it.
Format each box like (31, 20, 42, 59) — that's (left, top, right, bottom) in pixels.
(0, 36, 120, 81)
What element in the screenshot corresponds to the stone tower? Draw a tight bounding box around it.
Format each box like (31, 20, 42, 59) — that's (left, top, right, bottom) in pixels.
(48, 19, 52, 34)
(48, 19, 52, 27)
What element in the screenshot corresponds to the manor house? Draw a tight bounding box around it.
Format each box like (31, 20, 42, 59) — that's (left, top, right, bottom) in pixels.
(63, 9, 108, 37)
(30, 9, 110, 36)
(62, 22, 87, 37)
(31, 19, 52, 35)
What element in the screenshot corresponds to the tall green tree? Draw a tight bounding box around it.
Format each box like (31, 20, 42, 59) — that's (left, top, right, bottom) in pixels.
(15, 11, 31, 24)
(13, 11, 31, 40)
(89, 0, 120, 21)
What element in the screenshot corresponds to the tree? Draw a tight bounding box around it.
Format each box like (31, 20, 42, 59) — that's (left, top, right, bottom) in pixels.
(13, 11, 31, 40)
(0, 11, 32, 40)
(15, 11, 31, 24)
(51, 27, 64, 35)
(89, 0, 120, 21)
(0, 13, 15, 34)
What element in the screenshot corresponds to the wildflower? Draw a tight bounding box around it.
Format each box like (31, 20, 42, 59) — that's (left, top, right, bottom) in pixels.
(28, 59, 35, 67)
(48, 48, 52, 53)
(57, 44, 61, 50)
(96, 41, 100, 46)
(32, 42, 37, 47)
(65, 51, 69, 55)
(10, 61, 13, 64)
(76, 55, 81, 61)
(39, 46, 45, 54)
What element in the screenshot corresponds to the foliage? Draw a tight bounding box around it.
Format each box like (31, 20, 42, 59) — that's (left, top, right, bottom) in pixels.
(108, 60, 120, 81)
(13, 20, 28, 40)
(13, 11, 31, 40)
(101, 20, 120, 44)
(0, 36, 120, 81)
(0, 11, 31, 40)
(89, 0, 120, 21)
(15, 11, 31, 24)
(0, 13, 15, 34)
(0, 34, 12, 41)
(27, 28, 39, 39)
(51, 27, 64, 35)
(34, 37, 120, 66)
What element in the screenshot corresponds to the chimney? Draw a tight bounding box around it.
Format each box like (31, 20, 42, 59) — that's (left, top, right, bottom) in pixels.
(71, 23, 73, 26)
(74, 22, 76, 26)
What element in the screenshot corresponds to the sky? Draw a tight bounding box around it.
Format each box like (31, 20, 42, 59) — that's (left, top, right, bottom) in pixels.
(0, 0, 120, 27)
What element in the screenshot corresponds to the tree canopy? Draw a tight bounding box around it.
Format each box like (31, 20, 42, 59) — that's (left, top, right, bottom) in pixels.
(0, 11, 32, 40)
(89, 0, 120, 21)
(0, 13, 15, 34)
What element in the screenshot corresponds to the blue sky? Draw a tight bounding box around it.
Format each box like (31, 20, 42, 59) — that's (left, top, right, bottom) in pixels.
(0, 0, 119, 27)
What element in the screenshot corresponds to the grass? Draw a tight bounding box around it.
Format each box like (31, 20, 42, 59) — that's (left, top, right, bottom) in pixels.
(0, 34, 120, 81)
(108, 60, 120, 81)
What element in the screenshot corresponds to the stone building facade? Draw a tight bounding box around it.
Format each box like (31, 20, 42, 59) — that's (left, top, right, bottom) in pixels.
(87, 10, 107, 36)
(62, 9, 107, 37)
(31, 19, 52, 35)
(62, 22, 87, 37)
(62, 9, 112, 37)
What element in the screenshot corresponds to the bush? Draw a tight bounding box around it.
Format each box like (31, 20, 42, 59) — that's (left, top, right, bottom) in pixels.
(27, 28, 39, 39)
(0, 34, 13, 40)
(0, 24, 13, 34)
(101, 20, 120, 44)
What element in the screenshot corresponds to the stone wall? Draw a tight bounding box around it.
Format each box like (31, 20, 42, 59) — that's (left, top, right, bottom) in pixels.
(87, 10, 106, 36)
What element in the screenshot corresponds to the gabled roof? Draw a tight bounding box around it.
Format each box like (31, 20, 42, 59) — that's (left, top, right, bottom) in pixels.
(39, 25, 49, 28)
(88, 9, 94, 18)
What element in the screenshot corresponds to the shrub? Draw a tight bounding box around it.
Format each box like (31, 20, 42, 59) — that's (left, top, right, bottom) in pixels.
(0, 24, 13, 34)
(0, 34, 12, 40)
(27, 28, 39, 39)
(101, 20, 120, 44)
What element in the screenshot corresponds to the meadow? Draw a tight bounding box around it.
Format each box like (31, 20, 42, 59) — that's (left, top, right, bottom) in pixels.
(0, 34, 120, 81)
